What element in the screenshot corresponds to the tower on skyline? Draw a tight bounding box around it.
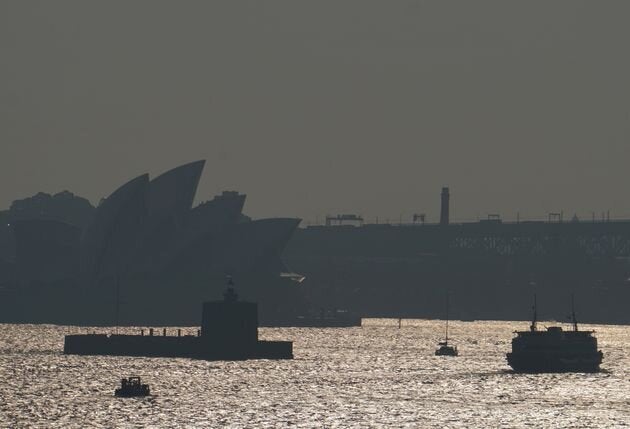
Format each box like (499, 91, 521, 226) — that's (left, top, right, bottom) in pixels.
(440, 187, 450, 226)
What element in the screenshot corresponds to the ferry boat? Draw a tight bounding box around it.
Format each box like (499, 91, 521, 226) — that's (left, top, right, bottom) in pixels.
(506, 296, 603, 373)
(115, 377, 150, 397)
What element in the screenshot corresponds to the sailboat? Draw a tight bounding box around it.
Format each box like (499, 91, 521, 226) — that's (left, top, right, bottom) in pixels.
(435, 293, 458, 356)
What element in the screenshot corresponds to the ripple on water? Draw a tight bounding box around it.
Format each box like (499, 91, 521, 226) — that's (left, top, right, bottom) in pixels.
(0, 321, 629, 428)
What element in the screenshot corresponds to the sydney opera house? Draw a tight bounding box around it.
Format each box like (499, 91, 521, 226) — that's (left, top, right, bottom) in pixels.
(0, 161, 303, 326)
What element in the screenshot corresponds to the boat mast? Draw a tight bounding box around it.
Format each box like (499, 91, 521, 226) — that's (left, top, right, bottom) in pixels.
(530, 294, 538, 332)
(571, 294, 578, 331)
(445, 292, 449, 343)
(115, 275, 120, 335)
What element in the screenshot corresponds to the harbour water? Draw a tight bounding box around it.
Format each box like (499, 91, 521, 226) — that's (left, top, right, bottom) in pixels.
(1, 320, 628, 428)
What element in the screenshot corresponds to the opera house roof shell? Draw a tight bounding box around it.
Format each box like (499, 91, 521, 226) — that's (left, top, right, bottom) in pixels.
(0, 161, 301, 325)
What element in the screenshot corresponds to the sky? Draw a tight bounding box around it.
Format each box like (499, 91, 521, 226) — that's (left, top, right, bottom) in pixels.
(1, 1, 629, 224)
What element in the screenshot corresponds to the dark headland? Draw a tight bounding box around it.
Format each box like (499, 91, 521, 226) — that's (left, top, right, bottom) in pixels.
(1, 164, 630, 325)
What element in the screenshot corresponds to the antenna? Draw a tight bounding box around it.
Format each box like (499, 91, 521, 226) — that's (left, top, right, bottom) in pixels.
(115, 275, 120, 335)
(571, 294, 578, 331)
(530, 294, 537, 332)
(223, 274, 238, 302)
(445, 292, 450, 343)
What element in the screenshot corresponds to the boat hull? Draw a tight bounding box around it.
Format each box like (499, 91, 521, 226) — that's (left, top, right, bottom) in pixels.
(64, 334, 293, 361)
(435, 346, 458, 357)
(506, 351, 603, 373)
(115, 388, 150, 397)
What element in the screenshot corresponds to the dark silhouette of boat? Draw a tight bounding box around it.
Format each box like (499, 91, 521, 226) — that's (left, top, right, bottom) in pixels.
(435, 341, 458, 356)
(435, 293, 458, 356)
(506, 295, 603, 373)
(64, 277, 293, 360)
(115, 377, 150, 397)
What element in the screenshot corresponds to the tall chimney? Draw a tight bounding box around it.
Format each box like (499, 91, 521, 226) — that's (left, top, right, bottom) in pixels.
(440, 187, 450, 226)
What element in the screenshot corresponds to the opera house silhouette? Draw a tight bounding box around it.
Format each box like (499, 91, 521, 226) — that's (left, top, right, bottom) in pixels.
(0, 161, 303, 325)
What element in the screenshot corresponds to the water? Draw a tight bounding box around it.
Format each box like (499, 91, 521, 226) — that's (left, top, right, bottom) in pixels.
(1, 320, 629, 428)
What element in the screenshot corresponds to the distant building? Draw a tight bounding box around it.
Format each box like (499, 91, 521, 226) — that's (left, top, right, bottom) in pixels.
(0, 161, 301, 325)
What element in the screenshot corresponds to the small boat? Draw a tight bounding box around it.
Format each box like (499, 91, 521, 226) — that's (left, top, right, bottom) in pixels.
(435, 293, 458, 356)
(435, 341, 458, 356)
(114, 377, 151, 397)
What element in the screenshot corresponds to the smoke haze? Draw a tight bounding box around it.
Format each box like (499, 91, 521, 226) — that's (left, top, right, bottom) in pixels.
(1, 1, 629, 222)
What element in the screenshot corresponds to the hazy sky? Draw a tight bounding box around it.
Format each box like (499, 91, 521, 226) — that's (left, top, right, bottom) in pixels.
(1, 1, 629, 223)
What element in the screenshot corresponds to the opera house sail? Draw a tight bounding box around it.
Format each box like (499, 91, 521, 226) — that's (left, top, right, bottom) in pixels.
(0, 161, 302, 326)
